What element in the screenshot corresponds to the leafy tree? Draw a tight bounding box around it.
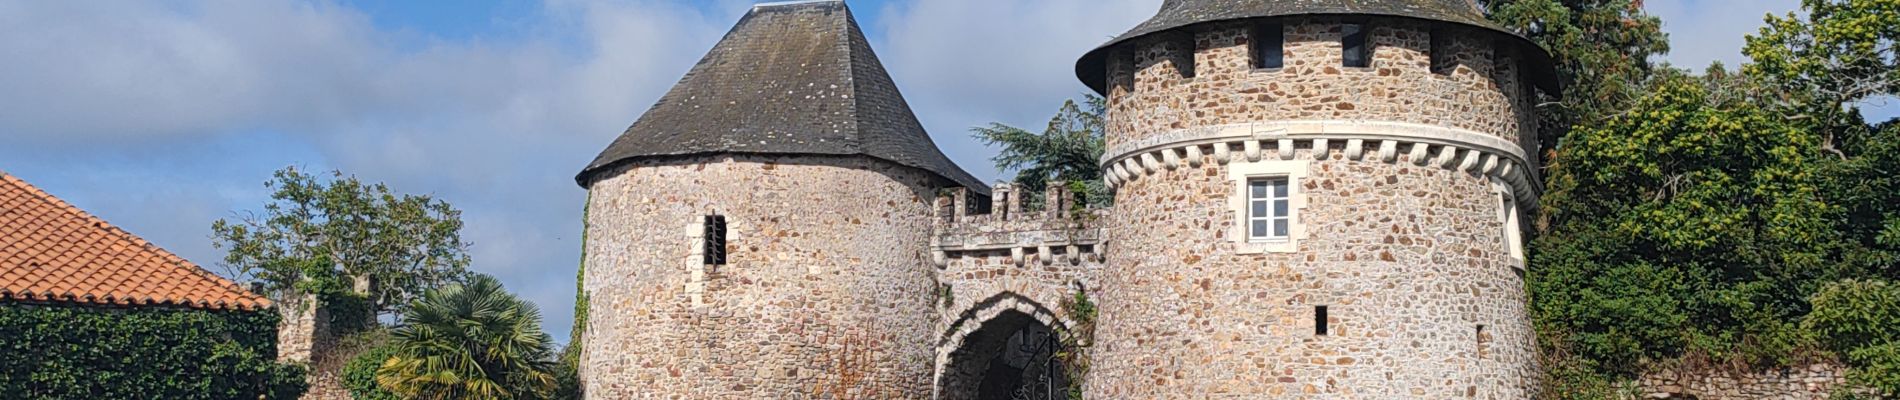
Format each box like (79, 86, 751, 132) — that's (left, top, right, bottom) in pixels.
(1748, 8, 1900, 395)
(1745, 0, 1900, 118)
(375, 275, 558, 400)
(1528, 0, 1900, 396)
(213, 166, 472, 320)
(1746, 0, 1900, 275)
(1531, 73, 1829, 375)
(971, 95, 1109, 208)
(1484, 0, 1671, 156)
(552, 346, 582, 400)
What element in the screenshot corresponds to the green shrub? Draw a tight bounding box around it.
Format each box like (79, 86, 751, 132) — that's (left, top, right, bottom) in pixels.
(341, 333, 401, 400)
(0, 303, 306, 399)
(1806, 279, 1900, 396)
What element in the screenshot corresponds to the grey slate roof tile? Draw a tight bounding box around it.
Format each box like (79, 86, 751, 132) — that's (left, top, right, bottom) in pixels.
(578, 0, 986, 192)
(1074, 0, 1559, 94)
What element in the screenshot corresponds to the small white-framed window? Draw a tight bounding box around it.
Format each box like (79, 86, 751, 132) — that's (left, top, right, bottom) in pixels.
(1228, 158, 1310, 254)
(1247, 177, 1292, 241)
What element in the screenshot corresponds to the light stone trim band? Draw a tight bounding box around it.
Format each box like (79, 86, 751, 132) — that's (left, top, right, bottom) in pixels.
(1100, 120, 1542, 207)
(683, 220, 709, 308)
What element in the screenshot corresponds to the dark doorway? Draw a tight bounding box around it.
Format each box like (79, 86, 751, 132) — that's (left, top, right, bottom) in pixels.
(939, 310, 1068, 400)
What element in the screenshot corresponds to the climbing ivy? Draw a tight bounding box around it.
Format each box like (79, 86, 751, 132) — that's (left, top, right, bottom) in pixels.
(1056, 289, 1097, 400)
(340, 330, 400, 400)
(556, 191, 593, 399)
(0, 304, 306, 399)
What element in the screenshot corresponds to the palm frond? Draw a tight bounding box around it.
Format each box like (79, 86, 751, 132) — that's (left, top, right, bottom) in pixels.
(377, 275, 560, 399)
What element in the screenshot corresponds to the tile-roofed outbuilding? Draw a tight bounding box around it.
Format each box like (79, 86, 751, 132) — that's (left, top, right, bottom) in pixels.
(1075, 0, 1560, 94)
(0, 172, 269, 311)
(576, 0, 987, 193)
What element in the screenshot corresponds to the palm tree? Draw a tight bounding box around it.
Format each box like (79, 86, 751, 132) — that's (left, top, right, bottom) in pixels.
(971, 95, 1110, 207)
(375, 275, 558, 399)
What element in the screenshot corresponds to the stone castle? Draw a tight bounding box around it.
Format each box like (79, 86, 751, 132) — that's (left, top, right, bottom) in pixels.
(572, 0, 1554, 398)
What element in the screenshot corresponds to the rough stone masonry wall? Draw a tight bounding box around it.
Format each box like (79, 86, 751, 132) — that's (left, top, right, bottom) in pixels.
(1104, 18, 1532, 151)
(1629, 363, 1852, 400)
(1087, 148, 1535, 399)
(278, 295, 350, 400)
(1086, 17, 1538, 399)
(579, 154, 942, 399)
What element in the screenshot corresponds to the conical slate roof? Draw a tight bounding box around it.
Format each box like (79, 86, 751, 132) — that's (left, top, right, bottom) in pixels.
(578, 0, 985, 192)
(1075, 0, 1559, 94)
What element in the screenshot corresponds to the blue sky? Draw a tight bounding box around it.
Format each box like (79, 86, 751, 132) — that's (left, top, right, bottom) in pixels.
(1, 0, 1893, 345)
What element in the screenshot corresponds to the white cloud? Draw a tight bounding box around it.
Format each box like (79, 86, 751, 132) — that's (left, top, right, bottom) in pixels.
(0, 1, 380, 143)
(870, 0, 1160, 181)
(0, 0, 747, 342)
(1646, 0, 1802, 70)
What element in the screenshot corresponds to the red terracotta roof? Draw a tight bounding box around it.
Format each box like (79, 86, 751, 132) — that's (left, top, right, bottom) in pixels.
(0, 172, 269, 311)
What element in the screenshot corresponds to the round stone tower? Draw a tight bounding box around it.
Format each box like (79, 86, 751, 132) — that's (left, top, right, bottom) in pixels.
(1075, 0, 1556, 398)
(573, 1, 984, 398)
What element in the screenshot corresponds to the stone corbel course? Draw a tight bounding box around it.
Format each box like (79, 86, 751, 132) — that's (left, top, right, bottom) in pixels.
(1101, 120, 1542, 210)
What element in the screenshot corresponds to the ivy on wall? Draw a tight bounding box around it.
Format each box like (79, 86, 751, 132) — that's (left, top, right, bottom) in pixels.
(556, 190, 594, 399)
(0, 303, 306, 399)
(340, 331, 400, 400)
(1058, 289, 1097, 400)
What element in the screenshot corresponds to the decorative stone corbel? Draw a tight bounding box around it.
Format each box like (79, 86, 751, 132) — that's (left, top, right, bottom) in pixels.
(1459, 150, 1483, 172)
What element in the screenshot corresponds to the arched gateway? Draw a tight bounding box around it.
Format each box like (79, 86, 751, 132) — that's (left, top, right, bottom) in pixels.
(935, 293, 1067, 400)
(929, 184, 1103, 400)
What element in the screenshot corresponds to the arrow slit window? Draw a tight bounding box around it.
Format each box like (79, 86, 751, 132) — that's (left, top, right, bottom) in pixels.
(703, 215, 727, 265)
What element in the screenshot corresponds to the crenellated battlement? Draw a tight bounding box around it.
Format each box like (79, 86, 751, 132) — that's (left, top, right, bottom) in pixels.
(931, 181, 1104, 268)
